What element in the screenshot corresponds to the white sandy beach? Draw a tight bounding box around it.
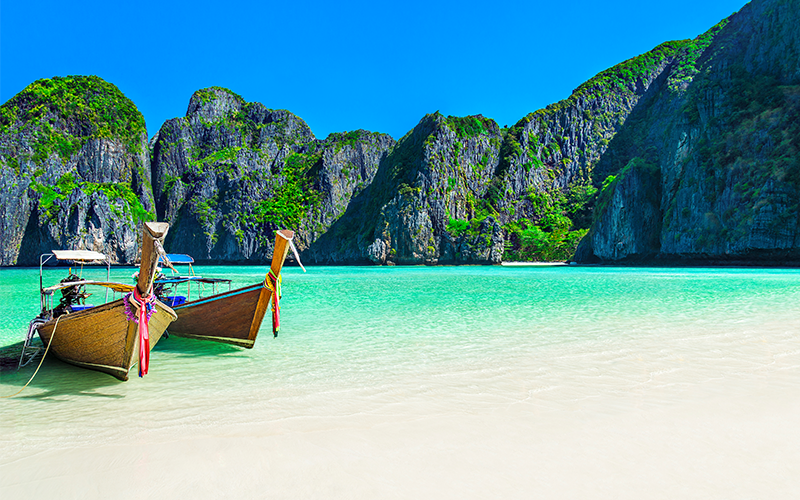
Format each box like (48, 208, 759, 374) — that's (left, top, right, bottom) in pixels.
(2, 266, 800, 499)
(2, 370, 799, 499)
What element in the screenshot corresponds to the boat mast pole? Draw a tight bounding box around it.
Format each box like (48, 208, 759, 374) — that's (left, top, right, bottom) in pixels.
(39, 254, 45, 313)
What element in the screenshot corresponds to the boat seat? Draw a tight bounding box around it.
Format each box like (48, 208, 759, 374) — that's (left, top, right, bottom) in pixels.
(164, 296, 187, 307)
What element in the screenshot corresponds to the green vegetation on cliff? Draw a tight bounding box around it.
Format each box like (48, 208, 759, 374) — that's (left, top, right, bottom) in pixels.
(553, 40, 689, 108)
(667, 19, 730, 91)
(254, 152, 322, 230)
(445, 115, 492, 139)
(478, 38, 694, 262)
(502, 183, 596, 261)
(0, 76, 146, 165)
(193, 86, 245, 106)
(30, 172, 154, 222)
(501, 40, 688, 178)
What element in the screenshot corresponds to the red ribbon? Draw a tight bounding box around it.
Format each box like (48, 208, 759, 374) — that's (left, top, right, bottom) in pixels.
(267, 271, 280, 338)
(271, 287, 280, 337)
(132, 287, 153, 377)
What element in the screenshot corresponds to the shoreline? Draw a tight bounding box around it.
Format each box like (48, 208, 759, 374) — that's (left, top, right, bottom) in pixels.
(5, 259, 800, 269)
(500, 261, 568, 267)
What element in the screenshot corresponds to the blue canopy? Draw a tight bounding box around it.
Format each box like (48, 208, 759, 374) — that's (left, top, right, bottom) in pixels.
(159, 254, 194, 265)
(154, 276, 230, 285)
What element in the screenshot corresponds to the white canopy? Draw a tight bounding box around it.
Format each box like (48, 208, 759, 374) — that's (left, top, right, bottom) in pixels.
(51, 250, 108, 262)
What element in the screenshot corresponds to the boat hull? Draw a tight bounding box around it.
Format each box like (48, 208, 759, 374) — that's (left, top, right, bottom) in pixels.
(37, 298, 177, 381)
(166, 283, 271, 348)
(161, 229, 295, 348)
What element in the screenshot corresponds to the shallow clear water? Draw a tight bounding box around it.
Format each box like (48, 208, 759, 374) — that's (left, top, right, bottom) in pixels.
(1, 265, 800, 498)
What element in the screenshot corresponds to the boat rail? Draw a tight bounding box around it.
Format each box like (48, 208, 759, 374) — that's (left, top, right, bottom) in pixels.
(153, 254, 232, 302)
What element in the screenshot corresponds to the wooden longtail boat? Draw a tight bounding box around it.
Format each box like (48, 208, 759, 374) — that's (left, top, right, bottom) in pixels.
(159, 230, 296, 348)
(32, 222, 177, 381)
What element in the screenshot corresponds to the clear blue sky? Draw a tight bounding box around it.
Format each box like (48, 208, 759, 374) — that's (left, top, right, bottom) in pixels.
(1, 0, 747, 141)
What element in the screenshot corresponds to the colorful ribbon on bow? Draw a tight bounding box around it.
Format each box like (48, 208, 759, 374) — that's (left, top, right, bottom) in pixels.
(126, 287, 155, 377)
(265, 270, 282, 337)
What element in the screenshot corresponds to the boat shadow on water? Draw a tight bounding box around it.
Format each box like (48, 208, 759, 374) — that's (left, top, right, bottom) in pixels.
(1, 335, 249, 398)
(152, 334, 249, 358)
(1, 340, 126, 399)
(0, 341, 254, 399)
(0, 340, 27, 373)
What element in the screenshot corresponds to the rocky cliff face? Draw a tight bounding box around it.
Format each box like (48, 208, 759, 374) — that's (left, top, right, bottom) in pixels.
(580, 0, 800, 263)
(306, 46, 684, 266)
(150, 87, 395, 261)
(575, 158, 662, 261)
(0, 76, 154, 265)
(2, 0, 796, 267)
(306, 113, 506, 264)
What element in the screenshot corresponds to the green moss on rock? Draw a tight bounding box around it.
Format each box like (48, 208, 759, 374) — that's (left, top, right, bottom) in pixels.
(30, 172, 154, 223)
(0, 75, 146, 164)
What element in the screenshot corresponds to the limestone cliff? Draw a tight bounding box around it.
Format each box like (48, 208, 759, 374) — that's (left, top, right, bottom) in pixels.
(580, 0, 800, 263)
(0, 76, 154, 265)
(150, 87, 394, 261)
(307, 113, 505, 264)
(2, 0, 797, 267)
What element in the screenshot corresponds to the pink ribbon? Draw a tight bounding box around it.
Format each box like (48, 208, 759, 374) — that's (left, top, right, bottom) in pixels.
(132, 287, 154, 377)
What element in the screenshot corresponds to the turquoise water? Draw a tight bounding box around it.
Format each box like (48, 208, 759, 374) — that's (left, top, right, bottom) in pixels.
(2, 265, 800, 498)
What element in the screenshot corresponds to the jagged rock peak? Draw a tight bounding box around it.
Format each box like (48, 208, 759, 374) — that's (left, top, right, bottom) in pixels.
(186, 87, 245, 121)
(183, 87, 315, 144)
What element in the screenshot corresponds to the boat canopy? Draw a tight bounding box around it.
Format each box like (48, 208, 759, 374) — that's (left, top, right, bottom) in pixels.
(159, 254, 194, 265)
(154, 276, 231, 285)
(39, 251, 112, 307)
(51, 250, 107, 262)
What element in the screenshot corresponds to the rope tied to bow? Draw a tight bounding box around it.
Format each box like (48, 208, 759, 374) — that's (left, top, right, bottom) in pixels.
(264, 270, 282, 337)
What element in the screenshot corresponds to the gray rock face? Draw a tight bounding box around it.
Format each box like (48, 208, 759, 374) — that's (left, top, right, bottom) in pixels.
(373, 192, 436, 265)
(583, 159, 662, 261)
(151, 87, 395, 261)
(0, 76, 153, 265)
(580, 0, 800, 263)
(307, 113, 507, 264)
(0, 162, 33, 265)
(445, 216, 505, 264)
(3, 0, 796, 267)
(500, 44, 676, 209)
(304, 131, 396, 249)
